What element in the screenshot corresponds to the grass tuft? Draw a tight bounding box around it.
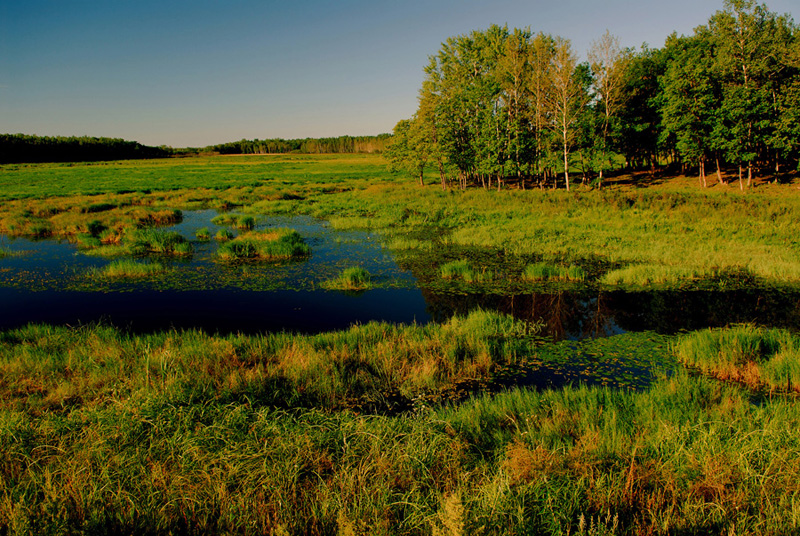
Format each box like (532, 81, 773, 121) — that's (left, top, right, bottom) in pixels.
(90, 259, 166, 278)
(321, 267, 372, 291)
(217, 228, 310, 261)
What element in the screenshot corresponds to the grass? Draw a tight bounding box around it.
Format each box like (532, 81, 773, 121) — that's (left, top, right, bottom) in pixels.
(321, 266, 372, 291)
(0, 247, 20, 259)
(524, 262, 586, 282)
(211, 213, 256, 230)
(127, 229, 192, 256)
(195, 227, 211, 241)
(3, 319, 800, 534)
(90, 259, 166, 278)
(440, 259, 494, 283)
(673, 324, 800, 393)
(2, 155, 800, 289)
(216, 228, 310, 261)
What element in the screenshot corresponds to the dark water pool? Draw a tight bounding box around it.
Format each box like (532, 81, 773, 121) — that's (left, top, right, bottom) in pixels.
(2, 211, 799, 339)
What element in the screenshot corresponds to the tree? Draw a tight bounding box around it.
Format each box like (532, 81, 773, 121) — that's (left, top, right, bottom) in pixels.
(544, 37, 589, 191)
(588, 31, 630, 186)
(385, 117, 430, 186)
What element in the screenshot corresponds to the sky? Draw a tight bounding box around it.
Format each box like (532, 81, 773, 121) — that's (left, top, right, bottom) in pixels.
(1, 0, 797, 148)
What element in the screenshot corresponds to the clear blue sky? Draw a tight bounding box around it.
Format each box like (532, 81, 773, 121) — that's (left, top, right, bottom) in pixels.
(1, 0, 796, 147)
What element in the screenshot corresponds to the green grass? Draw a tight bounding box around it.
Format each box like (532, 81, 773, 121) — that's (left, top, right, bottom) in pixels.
(3, 319, 800, 534)
(216, 228, 310, 261)
(90, 259, 167, 278)
(440, 259, 494, 283)
(195, 227, 211, 241)
(127, 229, 192, 256)
(2, 155, 800, 289)
(673, 325, 800, 392)
(211, 213, 256, 230)
(524, 262, 586, 282)
(215, 228, 234, 241)
(321, 266, 372, 291)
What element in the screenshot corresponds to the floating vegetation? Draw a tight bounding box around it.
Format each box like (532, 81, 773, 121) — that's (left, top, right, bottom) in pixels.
(440, 259, 494, 283)
(322, 266, 372, 291)
(523, 262, 586, 282)
(216, 228, 310, 261)
(0, 247, 21, 259)
(90, 259, 166, 278)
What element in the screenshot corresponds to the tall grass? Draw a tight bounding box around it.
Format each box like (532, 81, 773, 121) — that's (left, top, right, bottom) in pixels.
(524, 262, 586, 282)
(440, 259, 494, 283)
(216, 228, 310, 261)
(89, 259, 166, 278)
(673, 325, 800, 392)
(322, 266, 372, 291)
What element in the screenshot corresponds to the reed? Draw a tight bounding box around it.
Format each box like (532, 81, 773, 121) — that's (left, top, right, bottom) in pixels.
(440, 259, 494, 283)
(524, 262, 586, 282)
(195, 227, 211, 241)
(216, 228, 309, 261)
(321, 266, 372, 291)
(673, 324, 800, 392)
(90, 259, 166, 278)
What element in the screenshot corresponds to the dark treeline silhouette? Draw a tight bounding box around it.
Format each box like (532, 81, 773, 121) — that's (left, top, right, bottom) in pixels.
(0, 134, 172, 164)
(386, 0, 800, 190)
(209, 134, 392, 155)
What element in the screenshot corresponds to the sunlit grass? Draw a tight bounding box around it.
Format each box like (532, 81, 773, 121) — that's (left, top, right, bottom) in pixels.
(89, 259, 166, 278)
(321, 266, 372, 291)
(440, 259, 494, 282)
(523, 262, 586, 282)
(216, 228, 309, 261)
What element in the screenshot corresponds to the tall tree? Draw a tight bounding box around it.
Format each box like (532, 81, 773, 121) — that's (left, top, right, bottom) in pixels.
(588, 31, 630, 187)
(544, 37, 588, 191)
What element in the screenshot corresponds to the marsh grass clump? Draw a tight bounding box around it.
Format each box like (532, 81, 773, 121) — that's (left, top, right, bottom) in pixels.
(127, 229, 192, 256)
(322, 266, 372, 291)
(601, 264, 704, 287)
(211, 213, 255, 230)
(217, 228, 309, 261)
(215, 228, 234, 241)
(523, 262, 586, 282)
(91, 259, 166, 278)
(195, 227, 211, 241)
(674, 325, 800, 392)
(441, 259, 494, 283)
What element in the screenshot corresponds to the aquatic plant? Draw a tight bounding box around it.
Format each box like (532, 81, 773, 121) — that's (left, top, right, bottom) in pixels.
(127, 229, 192, 256)
(673, 324, 800, 392)
(322, 266, 372, 291)
(90, 259, 166, 278)
(195, 227, 211, 241)
(214, 228, 234, 241)
(440, 259, 494, 282)
(523, 262, 586, 282)
(216, 228, 309, 261)
(211, 213, 255, 230)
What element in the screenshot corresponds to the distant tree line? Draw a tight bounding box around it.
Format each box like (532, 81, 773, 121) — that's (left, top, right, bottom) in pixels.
(0, 134, 172, 164)
(386, 0, 800, 190)
(209, 134, 392, 155)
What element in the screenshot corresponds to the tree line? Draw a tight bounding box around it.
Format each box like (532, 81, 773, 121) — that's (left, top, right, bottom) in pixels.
(0, 134, 172, 164)
(386, 0, 800, 190)
(208, 134, 391, 155)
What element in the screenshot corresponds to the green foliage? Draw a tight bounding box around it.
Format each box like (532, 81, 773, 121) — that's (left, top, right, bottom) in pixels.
(523, 262, 586, 281)
(674, 325, 800, 392)
(440, 259, 494, 283)
(321, 266, 372, 291)
(195, 227, 211, 241)
(90, 260, 166, 278)
(216, 228, 309, 261)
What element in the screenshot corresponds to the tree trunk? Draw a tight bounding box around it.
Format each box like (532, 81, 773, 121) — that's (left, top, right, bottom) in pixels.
(738, 165, 743, 192)
(716, 158, 724, 185)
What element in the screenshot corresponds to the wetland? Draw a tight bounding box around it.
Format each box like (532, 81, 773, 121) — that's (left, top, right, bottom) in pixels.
(3, 154, 800, 535)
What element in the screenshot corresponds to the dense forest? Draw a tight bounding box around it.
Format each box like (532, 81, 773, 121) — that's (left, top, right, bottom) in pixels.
(1, 134, 392, 164)
(0, 134, 172, 164)
(386, 0, 800, 190)
(207, 134, 391, 155)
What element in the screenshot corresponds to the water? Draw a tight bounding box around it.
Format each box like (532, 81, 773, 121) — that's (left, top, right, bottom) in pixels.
(2, 211, 800, 338)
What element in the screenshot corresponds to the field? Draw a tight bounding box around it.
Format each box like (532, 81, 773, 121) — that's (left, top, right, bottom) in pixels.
(2, 154, 800, 535)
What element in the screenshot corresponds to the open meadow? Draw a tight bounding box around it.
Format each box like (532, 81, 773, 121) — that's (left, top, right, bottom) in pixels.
(2, 154, 800, 535)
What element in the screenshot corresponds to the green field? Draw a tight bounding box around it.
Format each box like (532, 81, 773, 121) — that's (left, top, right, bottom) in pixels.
(3, 154, 800, 534)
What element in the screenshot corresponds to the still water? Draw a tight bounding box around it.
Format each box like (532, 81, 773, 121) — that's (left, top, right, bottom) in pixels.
(2, 211, 799, 339)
